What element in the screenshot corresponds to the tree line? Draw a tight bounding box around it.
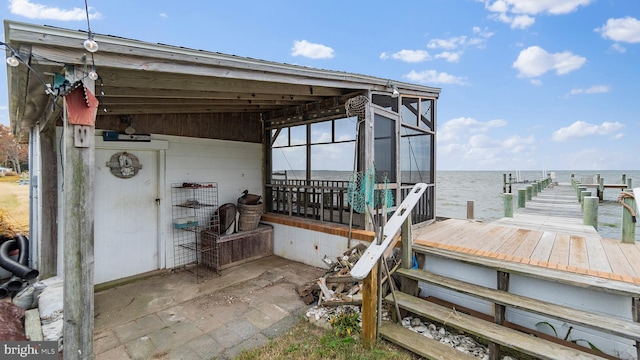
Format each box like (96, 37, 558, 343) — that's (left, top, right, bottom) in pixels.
(0, 125, 28, 174)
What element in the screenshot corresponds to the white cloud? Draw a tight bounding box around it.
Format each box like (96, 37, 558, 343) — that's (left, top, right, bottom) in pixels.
(437, 116, 536, 168)
(567, 85, 610, 96)
(481, 0, 592, 29)
(291, 40, 335, 59)
(551, 120, 624, 141)
(404, 70, 467, 85)
(510, 15, 535, 29)
(434, 51, 461, 63)
(512, 46, 586, 78)
(160, 13, 168, 18)
(380, 50, 430, 63)
(439, 117, 507, 142)
(9, 0, 101, 21)
(609, 43, 626, 53)
(595, 17, 640, 44)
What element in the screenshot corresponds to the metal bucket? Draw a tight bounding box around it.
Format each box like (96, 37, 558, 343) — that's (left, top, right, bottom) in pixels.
(237, 202, 262, 231)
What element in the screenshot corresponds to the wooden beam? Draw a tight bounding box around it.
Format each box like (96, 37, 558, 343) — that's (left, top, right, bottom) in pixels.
(38, 124, 58, 278)
(62, 67, 95, 360)
(362, 262, 378, 350)
(101, 87, 321, 101)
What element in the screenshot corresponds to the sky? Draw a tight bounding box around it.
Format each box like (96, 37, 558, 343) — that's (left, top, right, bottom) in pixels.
(1, 0, 639, 171)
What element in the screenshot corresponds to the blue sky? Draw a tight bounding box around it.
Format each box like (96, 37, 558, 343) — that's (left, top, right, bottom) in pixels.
(1, 0, 639, 171)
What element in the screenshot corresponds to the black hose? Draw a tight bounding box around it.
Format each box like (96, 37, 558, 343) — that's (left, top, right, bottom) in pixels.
(4, 275, 23, 291)
(0, 238, 38, 281)
(0, 281, 10, 299)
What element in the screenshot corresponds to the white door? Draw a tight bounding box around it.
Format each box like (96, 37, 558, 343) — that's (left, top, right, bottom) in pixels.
(94, 149, 159, 284)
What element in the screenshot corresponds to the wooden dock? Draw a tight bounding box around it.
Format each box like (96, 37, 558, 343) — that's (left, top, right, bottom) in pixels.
(415, 183, 640, 284)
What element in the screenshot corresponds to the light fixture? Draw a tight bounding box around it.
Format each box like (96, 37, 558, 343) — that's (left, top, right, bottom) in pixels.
(391, 85, 400, 98)
(386, 80, 400, 98)
(88, 69, 99, 80)
(6, 55, 19, 67)
(83, 37, 99, 53)
(83, 1, 98, 53)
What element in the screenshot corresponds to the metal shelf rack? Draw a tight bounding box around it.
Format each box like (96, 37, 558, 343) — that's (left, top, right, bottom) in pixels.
(171, 182, 220, 282)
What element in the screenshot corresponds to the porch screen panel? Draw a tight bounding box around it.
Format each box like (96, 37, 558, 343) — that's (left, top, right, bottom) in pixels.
(401, 126, 433, 184)
(374, 113, 396, 183)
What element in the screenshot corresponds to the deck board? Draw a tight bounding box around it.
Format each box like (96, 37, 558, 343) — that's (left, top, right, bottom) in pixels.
(511, 229, 543, 259)
(415, 184, 640, 285)
(568, 235, 589, 269)
(529, 231, 556, 263)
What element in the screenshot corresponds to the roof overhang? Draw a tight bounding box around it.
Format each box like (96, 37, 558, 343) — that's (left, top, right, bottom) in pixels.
(4, 20, 441, 140)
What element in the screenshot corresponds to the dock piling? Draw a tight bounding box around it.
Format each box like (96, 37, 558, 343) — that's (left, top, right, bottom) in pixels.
(526, 185, 532, 201)
(621, 192, 636, 244)
(503, 193, 513, 218)
(583, 196, 598, 229)
(518, 189, 526, 208)
(467, 200, 475, 220)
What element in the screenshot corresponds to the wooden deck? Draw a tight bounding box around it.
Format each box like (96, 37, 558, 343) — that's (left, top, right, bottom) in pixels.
(415, 184, 640, 285)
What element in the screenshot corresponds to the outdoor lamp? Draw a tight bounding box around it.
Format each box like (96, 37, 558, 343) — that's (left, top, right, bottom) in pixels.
(6, 55, 19, 67)
(391, 85, 400, 98)
(83, 37, 99, 53)
(88, 69, 99, 80)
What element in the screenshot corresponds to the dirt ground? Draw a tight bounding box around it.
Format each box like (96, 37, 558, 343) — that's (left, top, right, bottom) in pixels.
(0, 177, 30, 235)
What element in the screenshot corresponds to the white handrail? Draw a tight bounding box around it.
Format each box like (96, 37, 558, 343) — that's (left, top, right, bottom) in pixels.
(350, 183, 428, 280)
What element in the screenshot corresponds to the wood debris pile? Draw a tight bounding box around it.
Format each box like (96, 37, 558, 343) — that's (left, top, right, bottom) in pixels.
(296, 243, 401, 306)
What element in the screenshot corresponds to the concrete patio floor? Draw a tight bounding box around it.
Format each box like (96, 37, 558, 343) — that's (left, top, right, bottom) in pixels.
(93, 256, 326, 359)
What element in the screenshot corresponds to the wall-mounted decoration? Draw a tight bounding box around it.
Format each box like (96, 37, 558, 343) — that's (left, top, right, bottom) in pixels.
(106, 152, 142, 179)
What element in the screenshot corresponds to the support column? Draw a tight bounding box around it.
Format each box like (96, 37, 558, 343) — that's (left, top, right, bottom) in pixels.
(63, 67, 96, 360)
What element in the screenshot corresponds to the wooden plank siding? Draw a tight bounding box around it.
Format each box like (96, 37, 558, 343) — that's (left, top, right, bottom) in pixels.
(415, 185, 640, 285)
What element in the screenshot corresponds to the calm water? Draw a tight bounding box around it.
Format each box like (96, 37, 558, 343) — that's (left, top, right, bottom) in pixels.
(437, 170, 640, 241)
(276, 169, 640, 240)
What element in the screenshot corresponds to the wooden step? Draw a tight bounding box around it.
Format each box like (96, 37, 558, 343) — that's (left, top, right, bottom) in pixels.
(379, 321, 477, 360)
(397, 267, 640, 342)
(385, 292, 609, 360)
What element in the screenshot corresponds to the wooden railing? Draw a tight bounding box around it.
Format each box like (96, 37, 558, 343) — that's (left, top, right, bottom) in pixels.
(266, 179, 360, 226)
(265, 180, 435, 229)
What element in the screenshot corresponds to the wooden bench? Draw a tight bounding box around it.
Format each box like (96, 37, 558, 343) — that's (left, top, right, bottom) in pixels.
(384, 291, 609, 360)
(397, 267, 640, 342)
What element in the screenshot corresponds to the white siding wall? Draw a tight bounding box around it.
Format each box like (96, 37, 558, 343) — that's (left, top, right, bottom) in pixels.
(263, 221, 362, 269)
(55, 132, 263, 277)
(159, 134, 263, 268)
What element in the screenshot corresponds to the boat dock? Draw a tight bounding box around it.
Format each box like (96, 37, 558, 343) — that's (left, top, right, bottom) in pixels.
(403, 182, 640, 359)
(420, 184, 640, 279)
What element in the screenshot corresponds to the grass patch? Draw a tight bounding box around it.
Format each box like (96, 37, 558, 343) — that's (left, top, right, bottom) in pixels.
(0, 176, 30, 235)
(234, 319, 421, 360)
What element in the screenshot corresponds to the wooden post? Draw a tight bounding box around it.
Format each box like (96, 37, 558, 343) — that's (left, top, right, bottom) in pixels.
(502, 173, 507, 193)
(517, 189, 526, 208)
(503, 193, 513, 218)
(633, 297, 640, 360)
(526, 185, 532, 201)
(580, 191, 591, 212)
(621, 195, 636, 244)
(63, 67, 95, 360)
(466, 200, 474, 220)
(39, 124, 58, 278)
(400, 217, 418, 296)
(622, 174, 627, 185)
(598, 178, 605, 201)
(583, 196, 598, 229)
(362, 262, 378, 349)
(577, 186, 587, 202)
(627, 178, 633, 189)
(490, 271, 509, 360)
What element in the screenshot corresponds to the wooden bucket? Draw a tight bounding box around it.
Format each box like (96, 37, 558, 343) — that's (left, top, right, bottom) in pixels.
(237, 203, 262, 231)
